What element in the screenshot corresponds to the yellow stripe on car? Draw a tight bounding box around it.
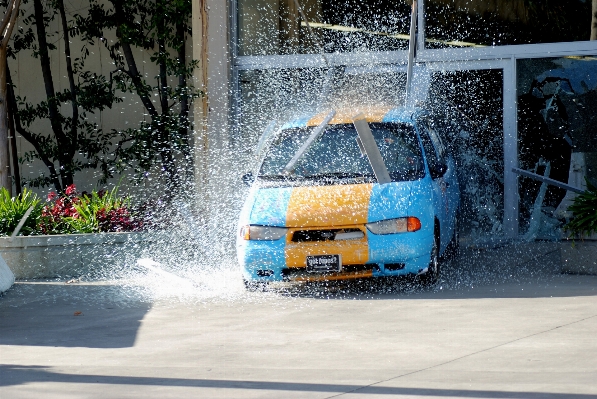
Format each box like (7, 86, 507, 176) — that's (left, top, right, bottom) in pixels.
(286, 184, 373, 227)
(306, 106, 392, 126)
(285, 184, 373, 268)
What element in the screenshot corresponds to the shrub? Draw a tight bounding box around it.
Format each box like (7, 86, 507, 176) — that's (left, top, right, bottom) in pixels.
(0, 185, 142, 236)
(40, 185, 142, 234)
(564, 178, 597, 238)
(0, 188, 42, 236)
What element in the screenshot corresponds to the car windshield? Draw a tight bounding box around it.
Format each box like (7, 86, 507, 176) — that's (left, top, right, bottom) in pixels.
(259, 122, 425, 183)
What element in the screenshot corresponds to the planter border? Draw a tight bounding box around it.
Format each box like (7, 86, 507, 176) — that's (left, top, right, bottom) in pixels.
(0, 232, 151, 280)
(1, 232, 146, 248)
(560, 234, 597, 275)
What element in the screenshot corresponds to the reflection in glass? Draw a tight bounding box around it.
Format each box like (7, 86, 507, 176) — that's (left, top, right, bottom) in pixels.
(517, 57, 597, 238)
(238, 0, 596, 55)
(237, 0, 412, 55)
(425, 0, 593, 48)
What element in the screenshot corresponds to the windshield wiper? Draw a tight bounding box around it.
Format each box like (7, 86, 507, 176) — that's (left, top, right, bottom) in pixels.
(283, 109, 336, 175)
(352, 114, 392, 184)
(304, 172, 374, 180)
(258, 174, 305, 180)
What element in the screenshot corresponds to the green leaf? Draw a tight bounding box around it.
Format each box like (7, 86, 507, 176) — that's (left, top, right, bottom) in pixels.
(564, 178, 597, 238)
(0, 188, 43, 236)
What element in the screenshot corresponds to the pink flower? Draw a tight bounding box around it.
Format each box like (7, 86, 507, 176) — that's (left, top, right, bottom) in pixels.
(65, 184, 77, 197)
(47, 192, 57, 201)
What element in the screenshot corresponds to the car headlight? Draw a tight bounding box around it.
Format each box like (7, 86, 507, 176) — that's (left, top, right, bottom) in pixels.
(240, 225, 288, 240)
(366, 217, 421, 235)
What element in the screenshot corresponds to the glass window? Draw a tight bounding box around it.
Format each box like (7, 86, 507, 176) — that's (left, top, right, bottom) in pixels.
(237, 0, 412, 56)
(425, 119, 447, 160)
(417, 121, 443, 179)
(517, 56, 597, 238)
(236, 68, 327, 153)
(259, 123, 425, 184)
(426, 69, 505, 236)
(425, 0, 593, 48)
(236, 67, 407, 156)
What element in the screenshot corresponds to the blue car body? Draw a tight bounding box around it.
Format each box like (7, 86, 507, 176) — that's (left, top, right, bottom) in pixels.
(237, 106, 460, 283)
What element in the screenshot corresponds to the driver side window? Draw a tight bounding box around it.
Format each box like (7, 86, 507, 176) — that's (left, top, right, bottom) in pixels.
(418, 119, 446, 180)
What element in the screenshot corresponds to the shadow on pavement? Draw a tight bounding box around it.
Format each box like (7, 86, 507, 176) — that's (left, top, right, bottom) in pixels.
(0, 365, 595, 398)
(0, 283, 151, 348)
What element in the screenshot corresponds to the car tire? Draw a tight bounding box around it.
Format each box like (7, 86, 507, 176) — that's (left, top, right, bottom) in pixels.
(444, 213, 460, 260)
(420, 234, 440, 287)
(243, 279, 269, 292)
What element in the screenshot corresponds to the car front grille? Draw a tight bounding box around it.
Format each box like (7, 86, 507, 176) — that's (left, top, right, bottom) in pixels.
(291, 228, 364, 242)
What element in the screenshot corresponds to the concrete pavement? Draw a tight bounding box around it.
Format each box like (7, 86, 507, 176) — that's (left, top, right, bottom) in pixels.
(1, 242, 596, 398)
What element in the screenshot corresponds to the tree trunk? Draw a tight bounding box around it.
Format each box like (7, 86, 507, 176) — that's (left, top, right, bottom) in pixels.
(0, 0, 21, 192)
(157, 16, 178, 193)
(7, 66, 62, 192)
(592, 0, 597, 40)
(177, 19, 190, 157)
(0, 48, 11, 191)
(33, 0, 73, 190)
(57, 0, 79, 159)
(7, 103, 21, 195)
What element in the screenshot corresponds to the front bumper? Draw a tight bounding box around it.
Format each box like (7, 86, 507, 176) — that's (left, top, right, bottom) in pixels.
(237, 228, 433, 282)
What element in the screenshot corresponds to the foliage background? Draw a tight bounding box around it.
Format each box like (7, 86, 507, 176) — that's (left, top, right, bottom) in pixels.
(3, 0, 198, 197)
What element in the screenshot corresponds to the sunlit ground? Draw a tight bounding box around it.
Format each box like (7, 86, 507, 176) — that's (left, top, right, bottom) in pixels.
(3, 239, 596, 399)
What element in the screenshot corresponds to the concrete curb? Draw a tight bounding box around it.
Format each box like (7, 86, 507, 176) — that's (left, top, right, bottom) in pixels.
(0, 232, 151, 280)
(560, 238, 597, 275)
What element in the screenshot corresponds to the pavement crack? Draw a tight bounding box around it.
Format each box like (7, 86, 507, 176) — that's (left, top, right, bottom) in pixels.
(325, 313, 597, 398)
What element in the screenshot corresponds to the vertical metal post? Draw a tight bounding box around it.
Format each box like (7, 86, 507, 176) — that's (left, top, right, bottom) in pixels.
(417, 0, 425, 51)
(405, 0, 418, 103)
(503, 57, 519, 238)
(229, 0, 243, 147)
(230, 66, 241, 146)
(229, 0, 238, 60)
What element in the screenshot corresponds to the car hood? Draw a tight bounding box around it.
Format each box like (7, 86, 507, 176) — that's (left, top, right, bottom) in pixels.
(241, 181, 425, 228)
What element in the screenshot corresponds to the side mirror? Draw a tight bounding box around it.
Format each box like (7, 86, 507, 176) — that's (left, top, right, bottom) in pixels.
(431, 163, 447, 179)
(242, 172, 254, 187)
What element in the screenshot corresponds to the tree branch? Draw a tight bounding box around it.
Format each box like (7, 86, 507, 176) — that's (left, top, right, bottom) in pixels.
(121, 41, 159, 119)
(108, 0, 159, 119)
(7, 70, 61, 191)
(176, 16, 189, 157)
(0, 0, 21, 47)
(57, 0, 79, 158)
(32, 0, 68, 149)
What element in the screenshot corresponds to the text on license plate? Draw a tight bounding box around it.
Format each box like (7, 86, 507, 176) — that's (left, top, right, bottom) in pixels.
(306, 255, 342, 273)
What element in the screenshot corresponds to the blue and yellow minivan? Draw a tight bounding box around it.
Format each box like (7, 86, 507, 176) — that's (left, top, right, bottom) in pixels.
(237, 106, 459, 289)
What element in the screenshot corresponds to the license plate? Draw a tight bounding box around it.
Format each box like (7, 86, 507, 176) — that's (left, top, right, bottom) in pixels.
(306, 255, 342, 273)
